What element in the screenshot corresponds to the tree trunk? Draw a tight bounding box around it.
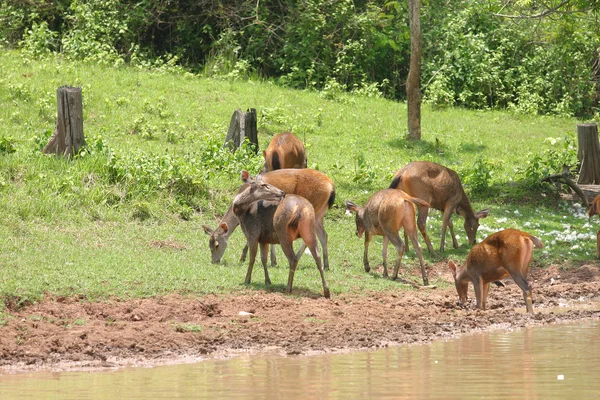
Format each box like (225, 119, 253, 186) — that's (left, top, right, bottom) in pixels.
(43, 86, 85, 157)
(577, 123, 600, 184)
(406, 0, 422, 140)
(224, 108, 258, 153)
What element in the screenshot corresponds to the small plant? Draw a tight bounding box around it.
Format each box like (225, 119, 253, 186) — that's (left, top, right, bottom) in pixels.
(462, 157, 497, 194)
(174, 323, 203, 333)
(0, 136, 17, 154)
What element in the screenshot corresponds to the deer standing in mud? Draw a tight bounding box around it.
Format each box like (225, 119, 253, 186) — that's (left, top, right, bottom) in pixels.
(263, 132, 307, 172)
(449, 229, 543, 313)
(346, 189, 430, 286)
(203, 168, 335, 269)
(588, 195, 600, 258)
(230, 170, 330, 298)
(389, 161, 489, 253)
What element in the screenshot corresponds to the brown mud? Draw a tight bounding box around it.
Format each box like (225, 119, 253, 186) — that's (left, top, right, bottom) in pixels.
(1, 262, 599, 374)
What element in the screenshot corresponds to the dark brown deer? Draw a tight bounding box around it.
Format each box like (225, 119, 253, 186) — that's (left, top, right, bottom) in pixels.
(230, 170, 330, 298)
(588, 194, 600, 258)
(345, 189, 430, 286)
(263, 132, 307, 172)
(449, 229, 543, 313)
(389, 161, 489, 253)
(203, 168, 335, 268)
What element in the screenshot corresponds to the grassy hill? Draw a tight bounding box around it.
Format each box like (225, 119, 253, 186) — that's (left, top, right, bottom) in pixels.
(0, 49, 592, 312)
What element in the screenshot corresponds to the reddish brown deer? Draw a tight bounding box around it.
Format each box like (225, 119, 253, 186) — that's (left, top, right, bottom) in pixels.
(389, 161, 489, 253)
(230, 170, 330, 298)
(588, 194, 600, 258)
(203, 168, 335, 268)
(263, 132, 307, 172)
(449, 229, 543, 313)
(345, 189, 430, 286)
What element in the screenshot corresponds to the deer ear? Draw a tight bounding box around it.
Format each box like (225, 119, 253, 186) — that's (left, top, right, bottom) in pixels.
(219, 222, 229, 233)
(476, 208, 490, 219)
(448, 260, 457, 277)
(202, 225, 214, 235)
(345, 200, 358, 212)
(240, 170, 250, 183)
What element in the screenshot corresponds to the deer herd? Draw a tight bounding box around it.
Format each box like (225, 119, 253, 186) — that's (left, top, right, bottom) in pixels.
(201, 131, 599, 314)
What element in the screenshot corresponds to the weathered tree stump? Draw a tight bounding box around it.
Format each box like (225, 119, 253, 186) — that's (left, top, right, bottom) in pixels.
(43, 86, 85, 157)
(577, 123, 600, 184)
(223, 108, 258, 152)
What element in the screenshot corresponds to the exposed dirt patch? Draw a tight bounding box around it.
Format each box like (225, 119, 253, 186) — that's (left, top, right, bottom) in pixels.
(1, 262, 599, 373)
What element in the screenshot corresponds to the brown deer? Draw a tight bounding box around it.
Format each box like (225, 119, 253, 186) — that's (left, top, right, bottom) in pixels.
(263, 132, 307, 172)
(588, 194, 600, 258)
(389, 161, 489, 253)
(345, 189, 430, 286)
(449, 229, 543, 313)
(203, 168, 335, 268)
(230, 170, 330, 298)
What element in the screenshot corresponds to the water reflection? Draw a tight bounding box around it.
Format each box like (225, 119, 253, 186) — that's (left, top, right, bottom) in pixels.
(1, 321, 598, 399)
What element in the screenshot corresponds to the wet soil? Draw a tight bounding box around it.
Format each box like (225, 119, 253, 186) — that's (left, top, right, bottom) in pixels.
(1, 262, 599, 373)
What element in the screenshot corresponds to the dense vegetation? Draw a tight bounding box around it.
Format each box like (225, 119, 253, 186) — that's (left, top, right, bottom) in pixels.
(2, 0, 600, 116)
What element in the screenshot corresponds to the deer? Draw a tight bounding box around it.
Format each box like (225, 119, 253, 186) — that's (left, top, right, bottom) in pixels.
(449, 229, 543, 313)
(345, 189, 430, 286)
(230, 170, 330, 298)
(203, 168, 335, 269)
(588, 194, 600, 258)
(389, 161, 490, 253)
(263, 132, 307, 172)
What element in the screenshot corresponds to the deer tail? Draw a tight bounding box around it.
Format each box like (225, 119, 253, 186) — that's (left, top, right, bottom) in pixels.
(528, 234, 544, 249)
(328, 187, 336, 209)
(272, 152, 281, 170)
(389, 174, 402, 189)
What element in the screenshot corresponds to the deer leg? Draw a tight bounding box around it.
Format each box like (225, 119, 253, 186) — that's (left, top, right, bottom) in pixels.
(448, 218, 459, 249)
(259, 242, 272, 285)
(269, 244, 277, 267)
(473, 277, 484, 309)
(382, 236, 389, 278)
(306, 236, 330, 299)
(244, 242, 259, 285)
(363, 234, 372, 273)
(383, 229, 405, 281)
(511, 273, 534, 313)
(314, 221, 330, 270)
(440, 207, 455, 253)
(416, 206, 434, 253)
(279, 238, 297, 295)
(240, 242, 249, 263)
(482, 282, 491, 310)
(407, 231, 428, 286)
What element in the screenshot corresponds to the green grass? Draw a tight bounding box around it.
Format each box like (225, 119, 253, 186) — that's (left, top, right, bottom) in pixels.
(0, 49, 596, 308)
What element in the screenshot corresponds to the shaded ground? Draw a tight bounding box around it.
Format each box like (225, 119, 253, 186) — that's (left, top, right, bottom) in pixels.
(1, 261, 599, 373)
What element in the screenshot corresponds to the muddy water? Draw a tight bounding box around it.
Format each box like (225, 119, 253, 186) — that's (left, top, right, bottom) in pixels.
(1, 321, 599, 399)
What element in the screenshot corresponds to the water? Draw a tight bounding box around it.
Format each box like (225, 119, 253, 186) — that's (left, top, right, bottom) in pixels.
(1, 321, 599, 399)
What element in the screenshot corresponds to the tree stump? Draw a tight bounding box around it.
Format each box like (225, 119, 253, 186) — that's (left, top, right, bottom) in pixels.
(223, 108, 258, 153)
(577, 123, 600, 184)
(43, 86, 85, 157)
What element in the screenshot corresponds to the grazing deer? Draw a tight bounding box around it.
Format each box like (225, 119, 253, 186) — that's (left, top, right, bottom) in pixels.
(230, 170, 330, 298)
(389, 161, 489, 253)
(345, 189, 430, 286)
(263, 132, 307, 172)
(588, 194, 600, 258)
(449, 229, 543, 313)
(203, 168, 335, 269)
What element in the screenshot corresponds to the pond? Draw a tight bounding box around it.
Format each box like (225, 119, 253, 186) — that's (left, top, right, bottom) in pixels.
(1, 320, 598, 399)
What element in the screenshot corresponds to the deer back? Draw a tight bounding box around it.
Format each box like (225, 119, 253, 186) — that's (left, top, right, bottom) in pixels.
(263, 132, 307, 171)
(260, 168, 335, 219)
(464, 229, 543, 283)
(390, 161, 464, 211)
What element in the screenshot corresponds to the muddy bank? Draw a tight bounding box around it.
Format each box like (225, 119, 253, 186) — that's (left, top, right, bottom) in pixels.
(1, 262, 599, 373)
